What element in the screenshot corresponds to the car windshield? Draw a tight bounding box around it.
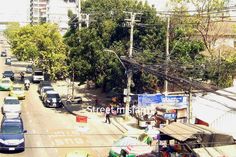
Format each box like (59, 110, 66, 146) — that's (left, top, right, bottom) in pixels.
(1, 124, 22, 134)
(34, 71, 43, 75)
(13, 87, 22, 91)
(4, 99, 19, 104)
(48, 94, 60, 98)
(3, 71, 13, 75)
(2, 80, 10, 83)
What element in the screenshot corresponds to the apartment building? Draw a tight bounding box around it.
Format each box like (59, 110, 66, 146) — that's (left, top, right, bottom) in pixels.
(47, 0, 77, 34)
(30, 0, 48, 24)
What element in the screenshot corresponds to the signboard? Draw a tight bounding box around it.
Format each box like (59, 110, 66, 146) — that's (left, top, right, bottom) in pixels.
(163, 113, 177, 120)
(138, 94, 187, 108)
(76, 116, 89, 132)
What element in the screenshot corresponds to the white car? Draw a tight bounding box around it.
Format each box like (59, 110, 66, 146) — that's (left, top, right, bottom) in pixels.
(2, 97, 21, 115)
(32, 70, 44, 83)
(40, 86, 54, 98)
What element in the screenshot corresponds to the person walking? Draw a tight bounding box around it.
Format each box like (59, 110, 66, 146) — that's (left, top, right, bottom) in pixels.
(105, 105, 111, 124)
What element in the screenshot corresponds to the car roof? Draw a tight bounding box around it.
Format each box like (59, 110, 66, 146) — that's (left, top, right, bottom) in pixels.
(5, 96, 18, 100)
(34, 69, 43, 72)
(12, 85, 23, 88)
(42, 86, 53, 89)
(46, 90, 59, 94)
(4, 113, 20, 119)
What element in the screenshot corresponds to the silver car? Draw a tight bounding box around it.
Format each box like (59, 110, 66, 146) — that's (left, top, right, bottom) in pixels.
(2, 97, 21, 115)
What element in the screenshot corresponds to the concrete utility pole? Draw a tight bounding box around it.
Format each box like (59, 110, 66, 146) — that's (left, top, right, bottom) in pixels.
(187, 87, 192, 124)
(76, 0, 81, 30)
(124, 12, 141, 120)
(164, 16, 170, 95)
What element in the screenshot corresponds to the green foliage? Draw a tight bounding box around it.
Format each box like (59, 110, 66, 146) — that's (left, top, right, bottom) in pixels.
(4, 22, 20, 43)
(5, 24, 67, 80)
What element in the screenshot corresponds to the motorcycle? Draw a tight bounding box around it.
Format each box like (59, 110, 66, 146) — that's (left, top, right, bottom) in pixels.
(24, 79, 30, 90)
(20, 72, 25, 81)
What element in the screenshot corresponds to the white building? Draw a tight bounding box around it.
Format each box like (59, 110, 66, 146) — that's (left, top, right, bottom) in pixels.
(192, 83, 236, 139)
(47, 0, 77, 34)
(30, 0, 48, 24)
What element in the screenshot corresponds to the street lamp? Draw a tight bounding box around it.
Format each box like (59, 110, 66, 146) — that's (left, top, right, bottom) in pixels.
(104, 49, 127, 71)
(104, 49, 130, 120)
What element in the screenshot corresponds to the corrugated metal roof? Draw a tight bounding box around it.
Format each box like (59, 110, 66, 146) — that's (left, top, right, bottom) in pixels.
(159, 122, 232, 143)
(193, 144, 236, 157)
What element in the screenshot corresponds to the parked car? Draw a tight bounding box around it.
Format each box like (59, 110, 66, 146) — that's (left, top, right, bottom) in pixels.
(38, 81, 51, 93)
(9, 85, 25, 100)
(40, 86, 54, 99)
(43, 91, 63, 108)
(32, 69, 44, 83)
(5, 57, 11, 65)
(65, 150, 90, 157)
(67, 96, 83, 104)
(0, 116, 27, 152)
(2, 97, 21, 115)
(1, 51, 7, 57)
(0, 78, 13, 91)
(2, 70, 14, 81)
(25, 65, 33, 74)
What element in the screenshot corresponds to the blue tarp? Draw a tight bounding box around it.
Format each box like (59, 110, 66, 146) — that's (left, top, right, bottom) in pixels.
(138, 94, 188, 107)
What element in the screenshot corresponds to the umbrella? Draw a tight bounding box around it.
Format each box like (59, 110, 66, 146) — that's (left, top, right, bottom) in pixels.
(111, 136, 152, 155)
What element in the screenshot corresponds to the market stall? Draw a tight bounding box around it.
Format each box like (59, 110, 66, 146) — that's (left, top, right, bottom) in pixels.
(109, 136, 154, 157)
(158, 122, 235, 156)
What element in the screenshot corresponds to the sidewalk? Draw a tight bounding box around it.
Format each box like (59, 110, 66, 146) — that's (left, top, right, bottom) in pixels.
(52, 81, 146, 135)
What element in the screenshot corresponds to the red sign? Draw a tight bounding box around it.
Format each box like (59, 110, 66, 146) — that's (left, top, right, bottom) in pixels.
(76, 116, 87, 123)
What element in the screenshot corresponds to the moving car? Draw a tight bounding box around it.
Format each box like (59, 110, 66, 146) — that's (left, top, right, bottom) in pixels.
(0, 116, 27, 152)
(9, 85, 25, 100)
(43, 91, 63, 108)
(2, 97, 21, 115)
(32, 69, 44, 83)
(1, 51, 7, 57)
(5, 57, 11, 65)
(25, 65, 33, 74)
(2, 70, 14, 81)
(65, 150, 90, 157)
(40, 86, 54, 99)
(38, 81, 51, 93)
(0, 78, 13, 91)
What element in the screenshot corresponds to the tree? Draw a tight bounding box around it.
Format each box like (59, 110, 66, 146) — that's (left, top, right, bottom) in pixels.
(5, 23, 68, 80)
(4, 22, 20, 43)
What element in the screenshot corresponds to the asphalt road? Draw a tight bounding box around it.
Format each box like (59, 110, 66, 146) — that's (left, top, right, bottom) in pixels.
(0, 51, 122, 156)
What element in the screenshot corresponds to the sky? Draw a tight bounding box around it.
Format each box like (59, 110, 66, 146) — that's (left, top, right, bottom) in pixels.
(0, 0, 235, 23)
(0, 0, 30, 23)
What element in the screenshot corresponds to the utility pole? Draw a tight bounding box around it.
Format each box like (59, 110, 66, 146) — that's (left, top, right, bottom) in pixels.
(76, 0, 81, 30)
(164, 16, 170, 95)
(124, 12, 141, 120)
(187, 83, 192, 124)
(71, 65, 75, 99)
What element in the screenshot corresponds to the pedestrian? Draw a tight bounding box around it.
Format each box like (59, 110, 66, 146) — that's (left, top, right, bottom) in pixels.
(95, 97, 99, 107)
(105, 105, 111, 124)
